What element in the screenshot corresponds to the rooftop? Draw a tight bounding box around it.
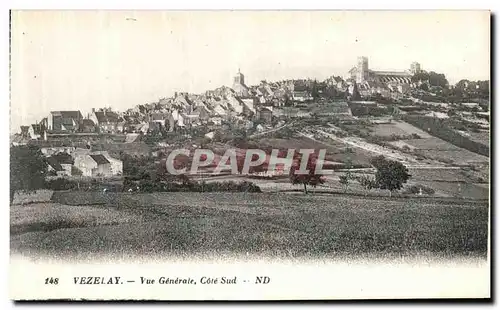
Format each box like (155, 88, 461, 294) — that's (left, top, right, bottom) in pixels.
(89, 154, 110, 165)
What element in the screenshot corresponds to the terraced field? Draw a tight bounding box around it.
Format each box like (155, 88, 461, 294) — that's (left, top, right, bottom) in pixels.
(371, 121, 432, 138)
(403, 137, 489, 165)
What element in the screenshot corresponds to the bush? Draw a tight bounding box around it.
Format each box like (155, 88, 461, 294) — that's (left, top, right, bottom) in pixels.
(45, 178, 80, 191)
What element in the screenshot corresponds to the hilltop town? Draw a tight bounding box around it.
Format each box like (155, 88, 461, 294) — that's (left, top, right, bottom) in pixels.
(11, 57, 490, 198)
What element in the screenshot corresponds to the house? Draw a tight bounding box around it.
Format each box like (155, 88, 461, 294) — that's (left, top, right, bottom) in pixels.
(134, 122, 149, 134)
(150, 113, 167, 127)
(258, 107, 273, 123)
(213, 103, 228, 117)
(327, 76, 347, 91)
(205, 131, 215, 140)
(20, 126, 29, 138)
(28, 124, 43, 140)
(170, 110, 185, 128)
(91, 151, 123, 176)
(79, 119, 96, 133)
(181, 113, 200, 127)
(244, 120, 254, 130)
(46, 111, 83, 132)
(148, 122, 162, 132)
(209, 116, 223, 126)
(47, 153, 74, 176)
(123, 115, 142, 133)
(73, 154, 113, 177)
(241, 98, 256, 116)
(90, 108, 124, 133)
(226, 96, 244, 114)
(292, 91, 312, 102)
(192, 105, 211, 122)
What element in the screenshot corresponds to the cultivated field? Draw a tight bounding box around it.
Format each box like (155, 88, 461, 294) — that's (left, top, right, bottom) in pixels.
(371, 121, 432, 138)
(467, 131, 490, 146)
(403, 137, 489, 165)
(11, 192, 489, 261)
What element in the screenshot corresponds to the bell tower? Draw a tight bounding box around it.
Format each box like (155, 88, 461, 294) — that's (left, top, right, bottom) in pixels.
(233, 68, 245, 86)
(356, 56, 369, 83)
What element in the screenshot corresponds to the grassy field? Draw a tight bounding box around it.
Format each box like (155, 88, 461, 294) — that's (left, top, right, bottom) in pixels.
(11, 192, 489, 261)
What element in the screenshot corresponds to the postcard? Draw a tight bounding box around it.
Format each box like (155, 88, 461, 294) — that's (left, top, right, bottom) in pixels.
(9, 10, 491, 300)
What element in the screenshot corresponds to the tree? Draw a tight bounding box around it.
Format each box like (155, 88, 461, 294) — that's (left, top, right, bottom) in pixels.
(339, 175, 349, 192)
(411, 71, 430, 83)
(357, 175, 376, 196)
(412, 71, 448, 89)
(370, 156, 411, 197)
(351, 83, 362, 101)
(428, 71, 449, 88)
(10, 145, 48, 203)
(311, 79, 320, 100)
(419, 83, 429, 91)
(289, 152, 325, 194)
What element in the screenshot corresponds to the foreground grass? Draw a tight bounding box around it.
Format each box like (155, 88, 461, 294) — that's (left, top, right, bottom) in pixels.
(10, 192, 489, 260)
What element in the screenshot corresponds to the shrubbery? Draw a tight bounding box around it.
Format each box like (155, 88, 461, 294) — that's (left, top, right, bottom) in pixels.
(45, 178, 123, 192)
(131, 179, 261, 193)
(347, 103, 390, 117)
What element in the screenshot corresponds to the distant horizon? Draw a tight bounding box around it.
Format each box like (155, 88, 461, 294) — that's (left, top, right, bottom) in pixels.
(10, 10, 490, 133)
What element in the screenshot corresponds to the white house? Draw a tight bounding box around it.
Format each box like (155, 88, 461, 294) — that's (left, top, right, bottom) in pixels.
(73, 154, 112, 177)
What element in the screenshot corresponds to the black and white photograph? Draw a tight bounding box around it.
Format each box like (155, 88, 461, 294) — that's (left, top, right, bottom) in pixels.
(8, 10, 491, 300)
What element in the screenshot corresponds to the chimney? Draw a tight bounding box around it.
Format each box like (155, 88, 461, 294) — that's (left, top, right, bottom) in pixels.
(92, 108, 95, 113)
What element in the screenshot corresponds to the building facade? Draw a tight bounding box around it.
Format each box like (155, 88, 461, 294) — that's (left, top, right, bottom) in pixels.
(349, 56, 419, 85)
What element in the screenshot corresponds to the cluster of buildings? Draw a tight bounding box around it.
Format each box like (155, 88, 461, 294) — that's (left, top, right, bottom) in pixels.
(44, 147, 123, 178)
(12, 56, 490, 182)
(18, 57, 430, 143)
(17, 71, 324, 141)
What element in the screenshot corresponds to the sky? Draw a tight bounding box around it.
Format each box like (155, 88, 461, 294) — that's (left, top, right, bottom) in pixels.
(10, 10, 490, 133)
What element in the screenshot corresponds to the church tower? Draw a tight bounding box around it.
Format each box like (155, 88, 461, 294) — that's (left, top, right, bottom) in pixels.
(356, 57, 369, 83)
(232, 69, 249, 97)
(233, 68, 245, 86)
(410, 62, 421, 75)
